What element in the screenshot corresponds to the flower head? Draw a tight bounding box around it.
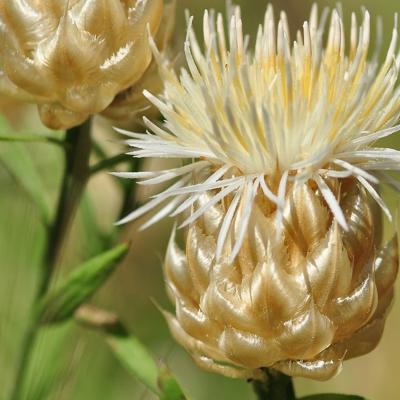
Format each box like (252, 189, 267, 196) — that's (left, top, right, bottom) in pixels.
(0, 0, 164, 129)
(117, 3, 400, 261)
(116, 3, 400, 380)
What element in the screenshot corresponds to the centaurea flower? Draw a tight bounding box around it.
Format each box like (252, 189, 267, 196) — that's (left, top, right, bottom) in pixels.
(116, 4, 400, 380)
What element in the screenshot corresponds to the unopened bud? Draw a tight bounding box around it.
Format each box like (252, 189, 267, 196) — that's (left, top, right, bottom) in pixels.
(0, 0, 163, 129)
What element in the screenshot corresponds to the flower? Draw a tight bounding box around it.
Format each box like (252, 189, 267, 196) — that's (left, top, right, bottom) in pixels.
(115, 4, 400, 380)
(0, 0, 164, 129)
(102, 0, 176, 125)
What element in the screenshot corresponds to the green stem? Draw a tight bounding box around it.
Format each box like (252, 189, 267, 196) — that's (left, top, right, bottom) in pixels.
(0, 133, 64, 146)
(40, 119, 92, 295)
(253, 369, 296, 400)
(91, 139, 108, 160)
(89, 153, 130, 176)
(10, 119, 92, 400)
(118, 158, 141, 221)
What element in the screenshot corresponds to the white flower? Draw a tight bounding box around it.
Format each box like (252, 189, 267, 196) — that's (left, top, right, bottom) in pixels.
(115, 3, 400, 261)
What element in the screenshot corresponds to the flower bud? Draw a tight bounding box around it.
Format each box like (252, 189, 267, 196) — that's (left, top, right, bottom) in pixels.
(163, 179, 398, 380)
(0, 0, 163, 129)
(102, 0, 176, 125)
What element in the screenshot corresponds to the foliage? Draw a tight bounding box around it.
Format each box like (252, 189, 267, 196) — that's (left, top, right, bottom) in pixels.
(38, 244, 128, 324)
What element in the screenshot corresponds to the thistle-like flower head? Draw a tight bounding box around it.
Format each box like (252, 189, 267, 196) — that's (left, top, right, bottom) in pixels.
(116, 3, 400, 381)
(0, 0, 164, 129)
(118, 3, 400, 262)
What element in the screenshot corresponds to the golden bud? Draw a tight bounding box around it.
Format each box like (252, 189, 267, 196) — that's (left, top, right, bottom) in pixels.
(0, 0, 164, 129)
(101, 0, 176, 125)
(163, 179, 398, 381)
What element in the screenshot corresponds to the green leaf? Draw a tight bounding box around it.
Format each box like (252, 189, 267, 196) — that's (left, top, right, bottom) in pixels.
(38, 243, 128, 324)
(158, 364, 186, 400)
(107, 333, 160, 394)
(0, 141, 51, 224)
(107, 332, 185, 400)
(75, 305, 186, 399)
(300, 395, 365, 400)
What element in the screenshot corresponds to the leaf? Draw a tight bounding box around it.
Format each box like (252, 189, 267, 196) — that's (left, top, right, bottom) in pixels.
(108, 333, 160, 394)
(158, 364, 186, 400)
(75, 305, 186, 400)
(300, 395, 365, 400)
(38, 243, 128, 324)
(107, 332, 185, 400)
(0, 141, 51, 224)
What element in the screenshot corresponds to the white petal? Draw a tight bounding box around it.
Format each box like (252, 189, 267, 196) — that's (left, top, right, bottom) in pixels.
(179, 180, 243, 228)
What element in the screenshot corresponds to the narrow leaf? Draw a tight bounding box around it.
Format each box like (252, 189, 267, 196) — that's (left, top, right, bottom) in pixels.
(38, 243, 128, 323)
(108, 333, 185, 399)
(75, 305, 186, 400)
(158, 365, 186, 400)
(107, 333, 160, 395)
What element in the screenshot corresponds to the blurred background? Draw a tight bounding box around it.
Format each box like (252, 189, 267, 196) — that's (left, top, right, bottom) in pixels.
(1, 0, 399, 399)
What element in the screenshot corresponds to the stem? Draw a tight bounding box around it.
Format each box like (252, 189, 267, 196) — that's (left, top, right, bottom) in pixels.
(118, 158, 141, 221)
(0, 133, 64, 146)
(253, 369, 296, 400)
(40, 119, 92, 295)
(10, 119, 92, 400)
(90, 153, 130, 176)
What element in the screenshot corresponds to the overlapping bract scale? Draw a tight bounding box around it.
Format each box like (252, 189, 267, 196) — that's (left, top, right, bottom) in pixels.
(163, 179, 398, 380)
(102, 0, 176, 124)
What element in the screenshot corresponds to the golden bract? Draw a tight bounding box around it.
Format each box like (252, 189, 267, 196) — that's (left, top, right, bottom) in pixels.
(0, 0, 163, 129)
(102, 0, 176, 125)
(164, 179, 398, 380)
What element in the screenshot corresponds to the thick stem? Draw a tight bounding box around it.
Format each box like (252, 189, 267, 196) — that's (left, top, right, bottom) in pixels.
(253, 369, 296, 400)
(39, 119, 92, 295)
(10, 120, 92, 400)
